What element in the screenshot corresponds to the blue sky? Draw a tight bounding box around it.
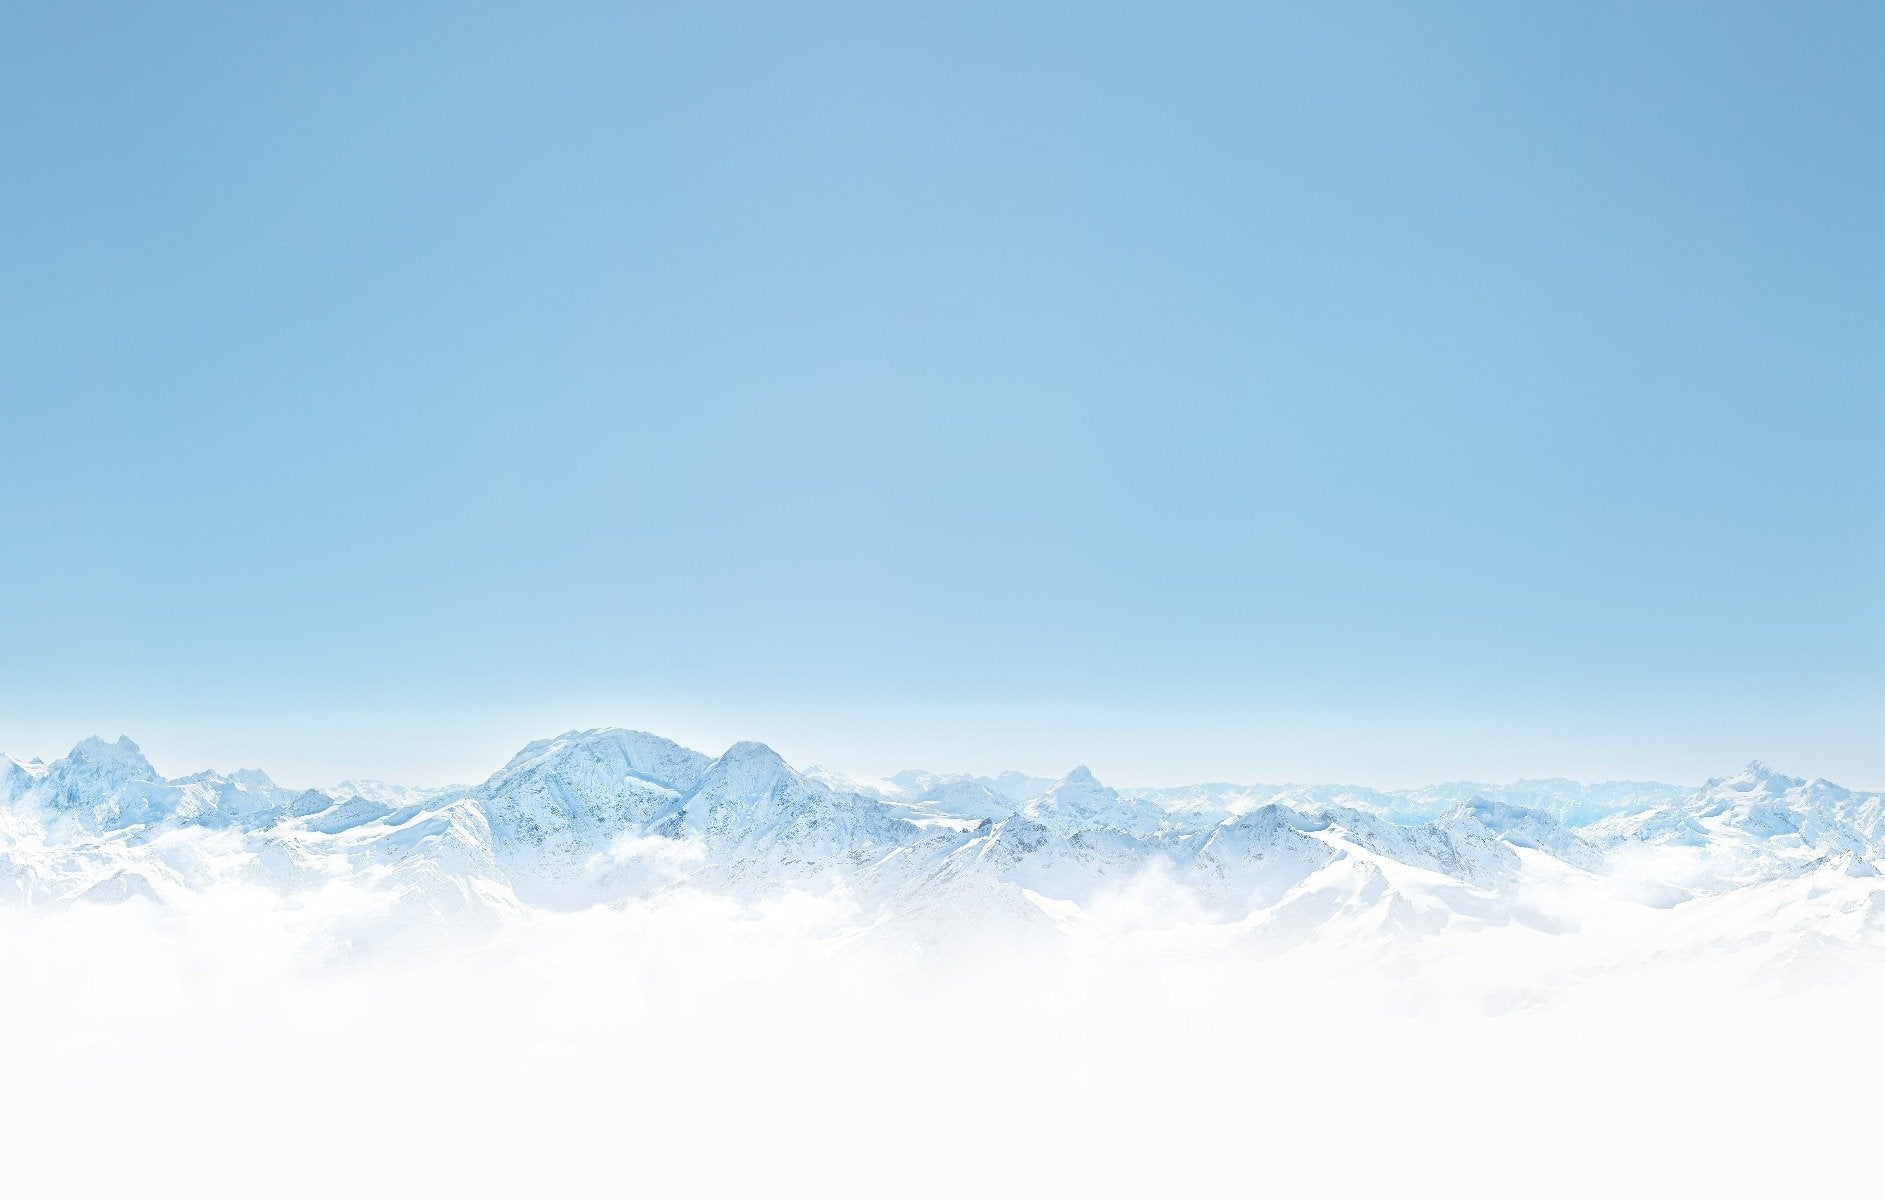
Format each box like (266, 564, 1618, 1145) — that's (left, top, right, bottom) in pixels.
(2, 3, 1880, 789)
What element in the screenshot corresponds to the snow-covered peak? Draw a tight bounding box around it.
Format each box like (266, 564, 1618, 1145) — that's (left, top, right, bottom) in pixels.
(1021, 768, 1117, 832)
(167, 767, 299, 821)
(678, 739, 911, 873)
(692, 741, 795, 798)
(488, 728, 711, 794)
(718, 740, 788, 768)
(1316, 803, 1522, 887)
(1021, 766, 1174, 836)
(60, 735, 160, 783)
(1191, 804, 1342, 912)
(42, 735, 162, 801)
(1709, 761, 1802, 794)
(908, 776, 1012, 822)
(11, 734, 186, 830)
(1451, 796, 1606, 872)
(1693, 765, 1813, 821)
(1217, 802, 1330, 838)
(1040, 766, 1111, 804)
(475, 728, 713, 902)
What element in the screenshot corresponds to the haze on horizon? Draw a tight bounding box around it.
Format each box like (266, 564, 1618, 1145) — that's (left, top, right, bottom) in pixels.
(2, 5, 1880, 790)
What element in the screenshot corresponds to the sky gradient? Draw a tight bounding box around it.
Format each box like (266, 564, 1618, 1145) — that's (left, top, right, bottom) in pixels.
(2, 3, 1880, 789)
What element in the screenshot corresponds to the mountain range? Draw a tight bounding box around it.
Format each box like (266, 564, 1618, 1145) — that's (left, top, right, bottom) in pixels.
(5, 729, 1883, 985)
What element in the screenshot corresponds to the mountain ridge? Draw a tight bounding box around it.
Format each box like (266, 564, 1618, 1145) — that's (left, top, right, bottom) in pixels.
(4, 727, 1882, 978)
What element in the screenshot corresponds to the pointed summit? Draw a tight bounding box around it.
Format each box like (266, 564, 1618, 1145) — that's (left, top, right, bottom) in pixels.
(1728, 760, 1802, 794)
(677, 737, 909, 866)
(719, 740, 788, 768)
(694, 741, 794, 796)
(1021, 766, 1129, 834)
(1045, 765, 1113, 800)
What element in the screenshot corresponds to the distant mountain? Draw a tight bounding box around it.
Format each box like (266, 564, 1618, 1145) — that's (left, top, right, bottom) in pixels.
(4, 730, 1884, 980)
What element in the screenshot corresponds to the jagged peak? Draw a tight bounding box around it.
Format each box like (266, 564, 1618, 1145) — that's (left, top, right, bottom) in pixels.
(72, 733, 144, 756)
(60, 734, 158, 778)
(1738, 759, 1805, 785)
(1042, 765, 1116, 800)
(1703, 760, 1806, 793)
(1026, 767, 1117, 816)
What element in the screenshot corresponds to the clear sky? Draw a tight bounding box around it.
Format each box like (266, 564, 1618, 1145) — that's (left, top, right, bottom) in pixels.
(2, 3, 1880, 790)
